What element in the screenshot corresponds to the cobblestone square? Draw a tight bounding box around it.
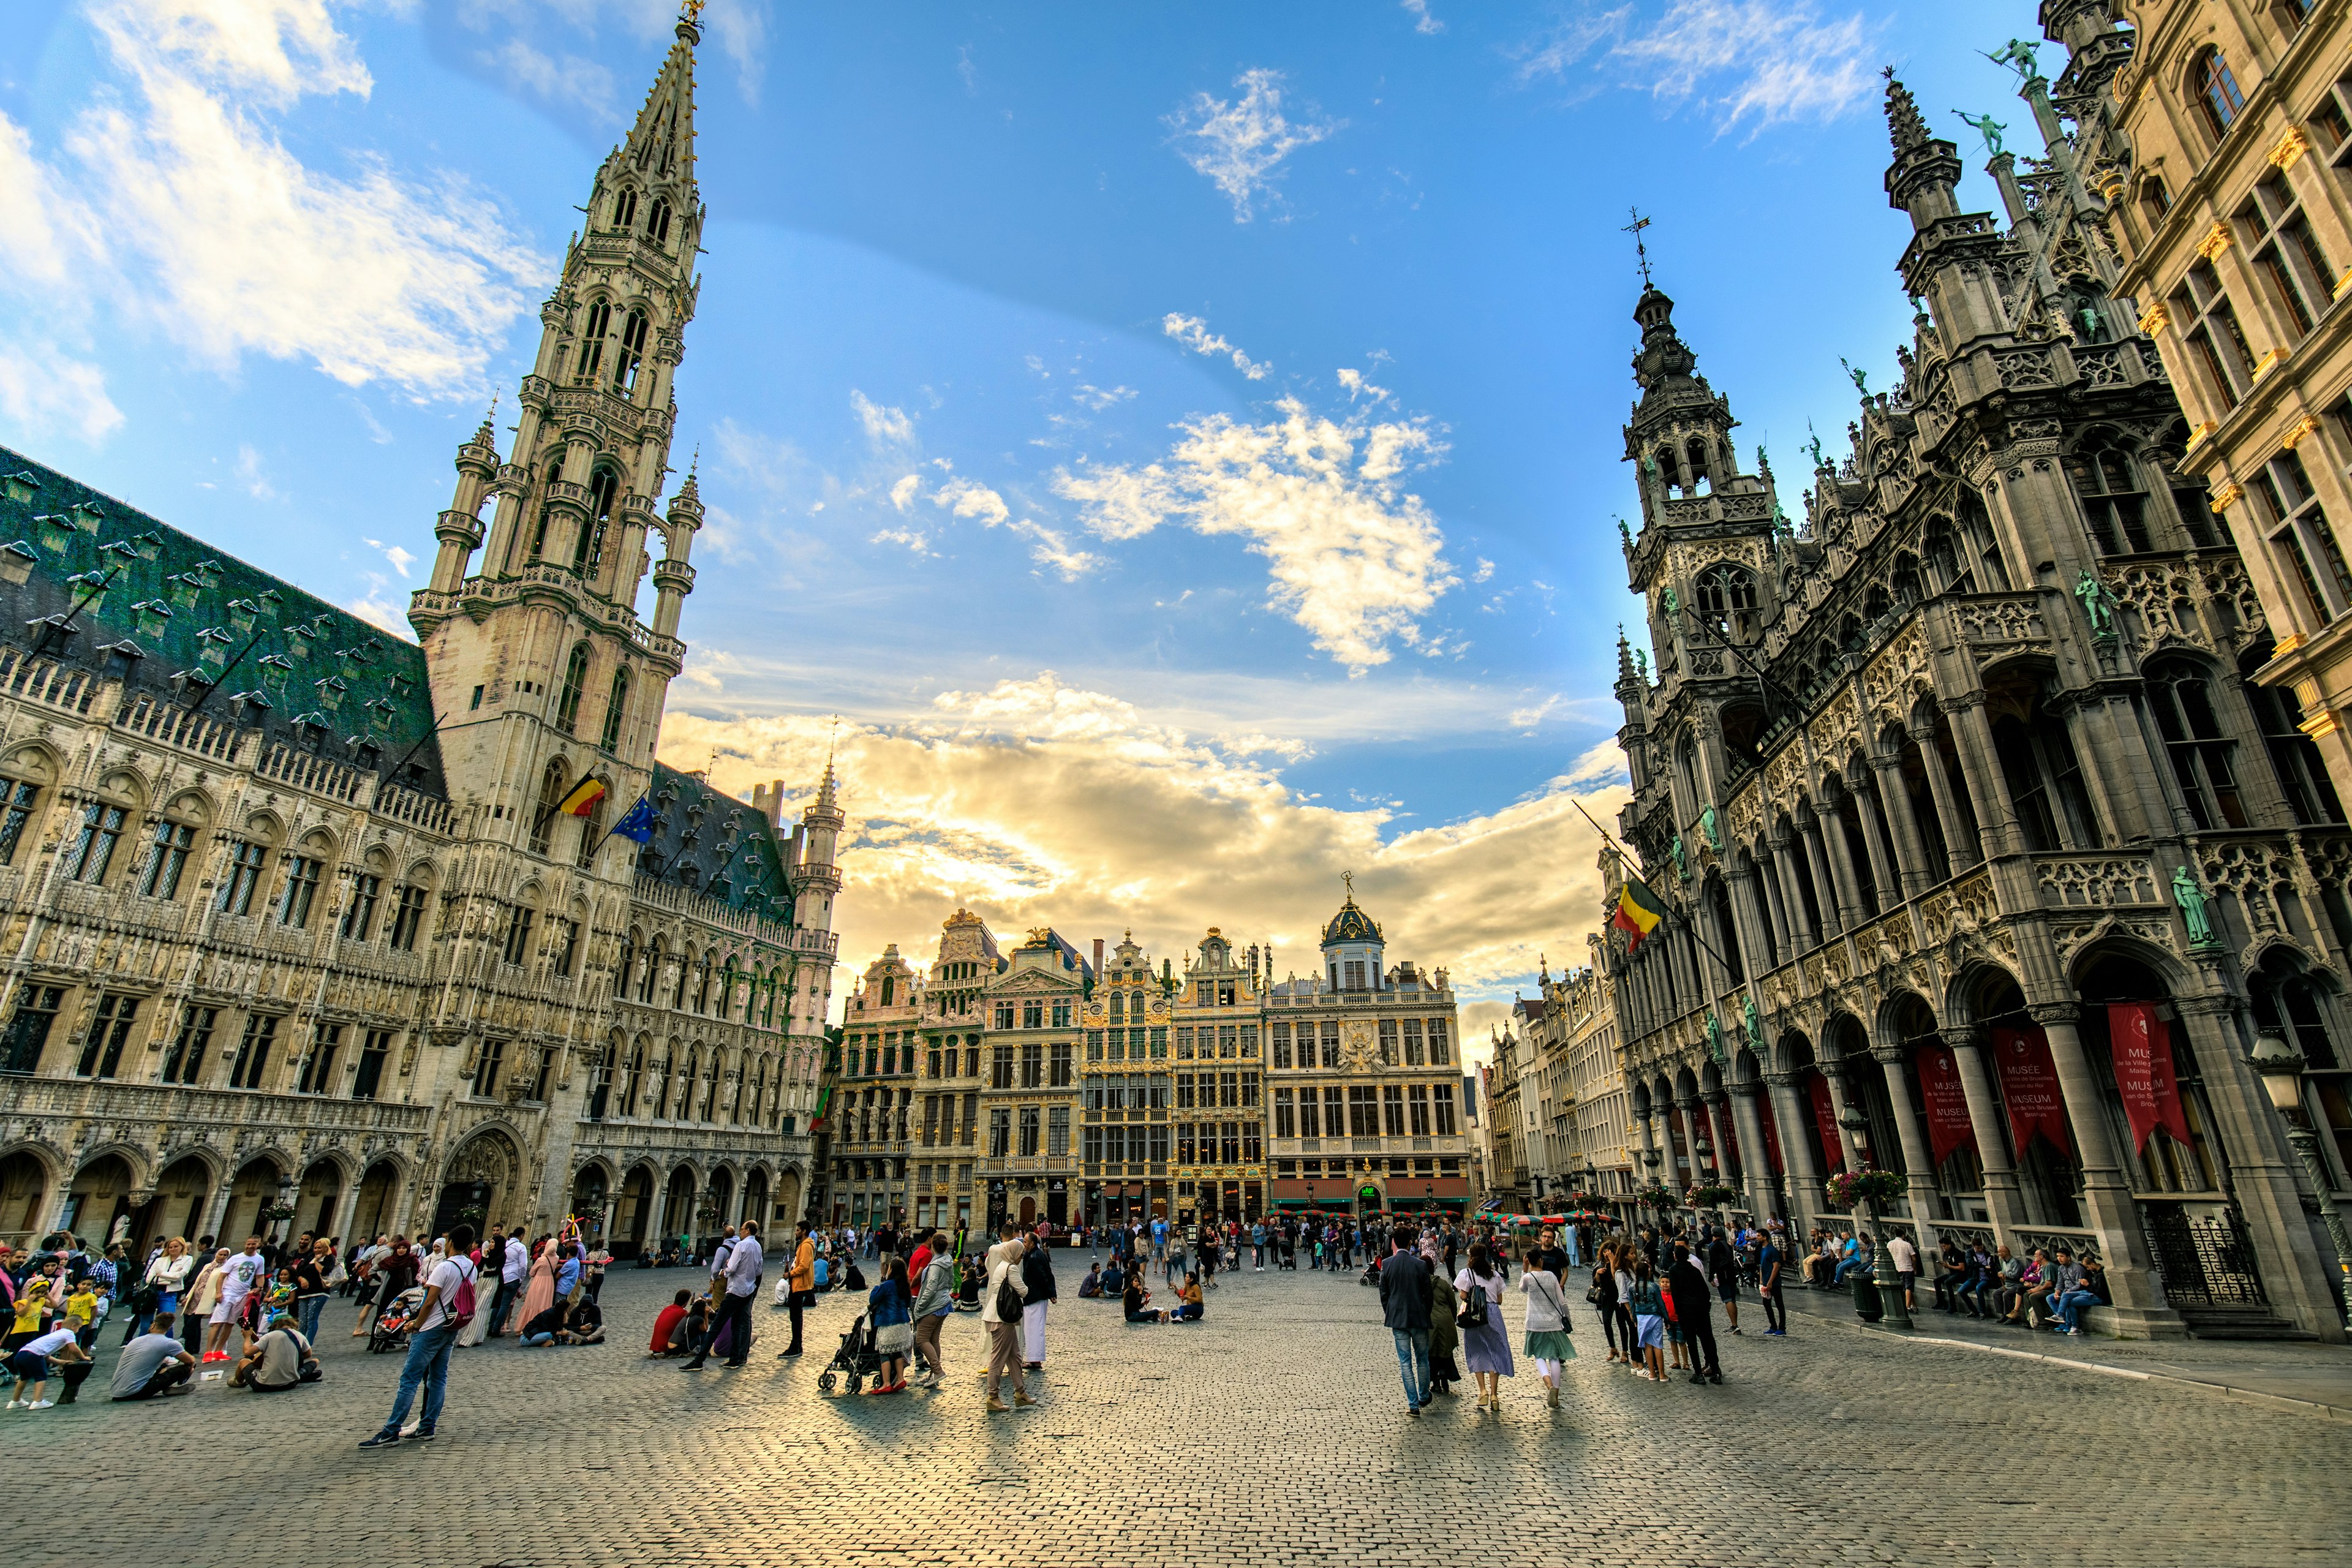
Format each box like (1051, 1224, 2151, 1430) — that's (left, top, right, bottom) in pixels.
(13, 1259, 2351, 1567)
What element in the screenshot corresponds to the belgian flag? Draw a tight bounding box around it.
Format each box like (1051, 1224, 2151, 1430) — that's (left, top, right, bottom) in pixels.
(553, 775, 608, 817)
(1611, 875, 1665, 951)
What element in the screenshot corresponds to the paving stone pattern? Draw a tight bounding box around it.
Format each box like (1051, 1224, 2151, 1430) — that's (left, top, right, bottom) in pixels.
(12, 1257, 2350, 1567)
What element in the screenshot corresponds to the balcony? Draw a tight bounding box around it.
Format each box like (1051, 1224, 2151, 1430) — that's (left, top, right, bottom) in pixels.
(0, 1076, 432, 1137)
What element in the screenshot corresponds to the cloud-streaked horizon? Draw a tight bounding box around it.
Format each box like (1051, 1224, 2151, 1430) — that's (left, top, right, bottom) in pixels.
(659, 670, 1627, 1032)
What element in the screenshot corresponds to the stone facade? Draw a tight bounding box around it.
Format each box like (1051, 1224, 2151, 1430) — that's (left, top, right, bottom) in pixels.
(1170, 928, 1262, 1221)
(0, 17, 837, 1258)
(1265, 891, 1468, 1216)
(976, 929, 1089, 1231)
(1080, 932, 1174, 1223)
(2097, 0, 2352, 814)
(1596, 14, 2350, 1339)
(825, 944, 921, 1229)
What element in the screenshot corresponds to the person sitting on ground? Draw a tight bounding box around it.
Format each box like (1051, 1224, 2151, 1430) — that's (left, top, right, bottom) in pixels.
(1077, 1263, 1104, 1298)
(110, 1311, 197, 1400)
(647, 1288, 692, 1356)
(1121, 1276, 1165, 1324)
(1170, 1274, 1204, 1322)
(232, 1312, 313, 1393)
(525, 1293, 604, 1346)
(1101, 1261, 1127, 1295)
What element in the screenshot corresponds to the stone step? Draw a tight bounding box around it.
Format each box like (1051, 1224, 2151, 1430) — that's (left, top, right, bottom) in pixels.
(2180, 1306, 2317, 1342)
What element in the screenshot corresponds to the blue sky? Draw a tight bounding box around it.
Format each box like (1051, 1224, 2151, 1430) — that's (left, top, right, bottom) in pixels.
(0, 0, 2063, 1039)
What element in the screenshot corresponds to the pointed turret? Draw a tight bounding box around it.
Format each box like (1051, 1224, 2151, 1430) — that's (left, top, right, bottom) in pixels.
(792, 758, 845, 933)
(1883, 69, 1964, 227)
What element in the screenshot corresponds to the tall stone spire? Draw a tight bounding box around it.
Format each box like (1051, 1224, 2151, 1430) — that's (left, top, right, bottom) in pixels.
(1883, 67, 1930, 157)
(407, 12, 713, 855)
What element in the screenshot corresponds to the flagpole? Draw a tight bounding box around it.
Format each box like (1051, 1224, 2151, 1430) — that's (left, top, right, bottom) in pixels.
(1570, 796, 1740, 978)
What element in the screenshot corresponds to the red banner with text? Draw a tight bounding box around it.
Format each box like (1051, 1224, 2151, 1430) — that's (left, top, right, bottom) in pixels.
(1992, 1025, 2073, 1158)
(2108, 1002, 2192, 1153)
(1758, 1090, 1785, 1175)
(1806, 1072, 1845, 1173)
(1915, 1043, 1977, 1166)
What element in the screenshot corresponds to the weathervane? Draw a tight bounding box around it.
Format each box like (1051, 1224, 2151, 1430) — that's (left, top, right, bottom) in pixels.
(1622, 207, 1654, 287)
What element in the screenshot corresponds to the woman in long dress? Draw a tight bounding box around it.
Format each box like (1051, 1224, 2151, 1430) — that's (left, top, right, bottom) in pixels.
(515, 1237, 557, 1335)
(1453, 1242, 1514, 1411)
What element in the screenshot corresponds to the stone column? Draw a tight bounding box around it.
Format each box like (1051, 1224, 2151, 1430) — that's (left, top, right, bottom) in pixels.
(1850, 785, 1902, 917)
(1799, 815, 1848, 938)
(2173, 993, 2347, 1342)
(1766, 1071, 1825, 1223)
(326, 1180, 364, 1251)
(1909, 722, 1977, 877)
(1730, 1081, 1783, 1223)
(1818, 796, 1873, 929)
(1941, 694, 2022, 858)
(1769, 835, 1821, 951)
(1869, 752, 1937, 898)
(1724, 864, 1776, 981)
(2029, 1002, 2180, 1331)
(1873, 1044, 1942, 1223)
(1943, 1027, 2029, 1235)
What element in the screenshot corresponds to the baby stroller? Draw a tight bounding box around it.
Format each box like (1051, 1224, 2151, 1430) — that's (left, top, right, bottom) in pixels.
(1359, 1257, 1382, 1287)
(368, 1286, 428, 1354)
(816, 1312, 882, 1395)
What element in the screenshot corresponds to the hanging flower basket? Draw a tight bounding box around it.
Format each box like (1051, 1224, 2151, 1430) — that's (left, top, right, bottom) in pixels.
(258, 1202, 298, 1223)
(1683, 1182, 1740, 1207)
(1564, 1190, 1609, 1211)
(1632, 1183, 1680, 1210)
(1822, 1167, 1906, 1209)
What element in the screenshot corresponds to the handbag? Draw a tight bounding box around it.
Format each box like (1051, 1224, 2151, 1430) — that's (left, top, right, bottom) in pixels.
(875, 1320, 914, 1354)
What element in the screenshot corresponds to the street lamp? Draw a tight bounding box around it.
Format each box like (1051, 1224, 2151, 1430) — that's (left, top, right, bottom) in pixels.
(2251, 1031, 2352, 1321)
(1837, 1104, 1912, 1331)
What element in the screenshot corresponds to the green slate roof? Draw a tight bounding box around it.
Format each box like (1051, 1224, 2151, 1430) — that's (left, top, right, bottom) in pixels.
(640, 761, 796, 923)
(0, 443, 445, 792)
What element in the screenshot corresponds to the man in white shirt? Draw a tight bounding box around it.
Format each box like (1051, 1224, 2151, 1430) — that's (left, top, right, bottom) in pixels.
(203, 1236, 265, 1362)
(684, 1221, 761, 1371)
(485, 1230, 527, 1336)
(1885, 1231, 1920, 1311)
(359, 1223, 478, 1449)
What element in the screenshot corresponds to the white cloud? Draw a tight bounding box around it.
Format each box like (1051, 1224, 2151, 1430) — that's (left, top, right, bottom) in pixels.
(1513, 0, 1879, 134)
(851, 389, 916, 448)
(0, 342, 123, 445)
(0, 0, 543, 408)
(1073, 383, 1138, 410)
(346, 575, 413, 640)
(481, 37, 619, 121)
(869, 526, 931, 557)
(1472, 557, 1494, 583)
(1401, 0, 1445, 34)
(661, 678, 1629, 1012)
(1055, 398, 1456, 674)
(930, 477, 1099, 579)
(1335, 366, 1391, 404)
(889, 473, 921, 511)
(1166, 68, 1341, 222)
(236, 443, 280, 502)
(364, 536, 417, 577)
(1162, 313, 1271, 382)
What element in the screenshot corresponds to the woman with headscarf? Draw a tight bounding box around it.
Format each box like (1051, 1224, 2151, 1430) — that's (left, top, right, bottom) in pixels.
(514, 1235, 557, 1339)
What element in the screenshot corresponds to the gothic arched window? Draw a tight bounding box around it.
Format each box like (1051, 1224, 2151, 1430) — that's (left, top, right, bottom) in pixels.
(2146, 656, 2250, 829)
(576, 469, 617, 573)
(612, 187, 639, 231)
(530, 759, 568, 855)
(1694, 562, 1759, 641)
(2068, 440, 2152, 555)
(529, 456, 566, 559)
(647, 196, 673, 246)
(574, 783, 606, 869)
(576, 301, 611, 385)
(2191, 47, 2244, 140)
(555, 643, 591, 734)
(599, 666, 631, 752)
(613, 309, 649, 396)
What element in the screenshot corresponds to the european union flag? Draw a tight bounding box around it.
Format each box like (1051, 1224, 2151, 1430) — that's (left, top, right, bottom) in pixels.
(609, 795, 660, 844)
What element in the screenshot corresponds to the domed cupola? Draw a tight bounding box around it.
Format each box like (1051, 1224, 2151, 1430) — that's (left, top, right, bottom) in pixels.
(1318, 873, 1385, 993)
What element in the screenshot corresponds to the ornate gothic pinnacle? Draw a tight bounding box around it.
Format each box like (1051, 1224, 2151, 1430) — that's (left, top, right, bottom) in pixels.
(1883, 68, 1929, 157)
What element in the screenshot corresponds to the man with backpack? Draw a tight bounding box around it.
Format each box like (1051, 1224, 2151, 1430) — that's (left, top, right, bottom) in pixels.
(358, 1223, 478, 1449)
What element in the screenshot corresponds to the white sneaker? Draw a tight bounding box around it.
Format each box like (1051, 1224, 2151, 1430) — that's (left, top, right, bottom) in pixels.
(28, 1400, 53, 1410)
(4, 1400, 21, 1409)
